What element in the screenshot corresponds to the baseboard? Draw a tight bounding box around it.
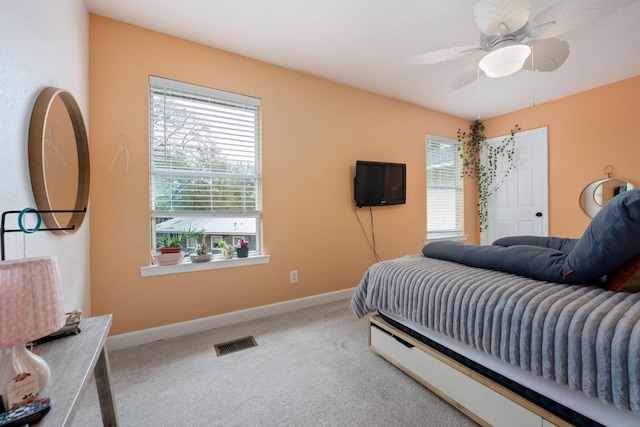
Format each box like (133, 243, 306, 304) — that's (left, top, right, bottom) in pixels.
(106, 287, 356, 351)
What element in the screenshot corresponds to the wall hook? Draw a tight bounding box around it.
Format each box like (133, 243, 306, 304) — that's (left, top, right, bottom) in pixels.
(45, 126, 68, 169)
(110, 133, 129, 173)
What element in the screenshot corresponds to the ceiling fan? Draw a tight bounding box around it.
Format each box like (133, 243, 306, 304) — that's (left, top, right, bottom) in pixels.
(405, 0, 640, 88)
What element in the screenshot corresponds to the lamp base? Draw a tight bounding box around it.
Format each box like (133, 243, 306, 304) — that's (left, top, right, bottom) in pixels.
(0, 344, 50, 410)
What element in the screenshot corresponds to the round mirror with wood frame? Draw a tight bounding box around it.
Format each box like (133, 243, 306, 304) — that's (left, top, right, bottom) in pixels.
(28, 87, 89, 234)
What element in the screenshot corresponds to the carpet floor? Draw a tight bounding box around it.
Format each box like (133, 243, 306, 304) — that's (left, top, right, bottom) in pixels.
(71, 299, 477, 426)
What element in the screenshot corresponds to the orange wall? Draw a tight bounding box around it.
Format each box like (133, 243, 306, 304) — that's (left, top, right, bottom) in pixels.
(89, 15, 473, 335)
(484, 75, 640, 238)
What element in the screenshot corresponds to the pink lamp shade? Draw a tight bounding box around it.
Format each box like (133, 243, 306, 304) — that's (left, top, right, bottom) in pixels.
(0, 257, 66, 410)
(0, 257, 66, 348)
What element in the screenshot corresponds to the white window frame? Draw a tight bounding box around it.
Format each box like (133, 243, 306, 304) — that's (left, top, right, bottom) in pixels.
(426, 134, 466, 242)
(142, 76, 270, 274)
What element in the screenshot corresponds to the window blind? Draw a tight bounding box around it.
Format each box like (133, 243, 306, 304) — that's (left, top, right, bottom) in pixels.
(149, 77, 261, 218)
(426, 137, 463, 238)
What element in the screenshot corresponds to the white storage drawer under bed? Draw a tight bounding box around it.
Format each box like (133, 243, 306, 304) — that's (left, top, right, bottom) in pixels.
(369, 315, 565, 427)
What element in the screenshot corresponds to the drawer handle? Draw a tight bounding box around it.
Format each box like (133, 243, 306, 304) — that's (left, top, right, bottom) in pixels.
(394, 335, 414, 348)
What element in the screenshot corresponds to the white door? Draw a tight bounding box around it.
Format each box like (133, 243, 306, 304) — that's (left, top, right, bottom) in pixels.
(480, 127, 548, 245)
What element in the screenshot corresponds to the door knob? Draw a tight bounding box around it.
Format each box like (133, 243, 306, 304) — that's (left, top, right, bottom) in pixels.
(535, 212, 543, 217)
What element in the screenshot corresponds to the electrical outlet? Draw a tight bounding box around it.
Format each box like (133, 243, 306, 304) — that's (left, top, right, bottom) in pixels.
(290, 270, 298, 284)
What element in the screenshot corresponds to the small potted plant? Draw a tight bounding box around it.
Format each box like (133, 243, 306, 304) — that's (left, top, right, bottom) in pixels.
(218, 241, 234, 259)
(159, 234, 182, 254)
(236, 239, 249, 258)
(153, 234, 184, 265)
(190, 229, 212, 263)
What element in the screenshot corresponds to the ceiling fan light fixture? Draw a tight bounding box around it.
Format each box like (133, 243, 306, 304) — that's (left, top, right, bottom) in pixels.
(479, 44, 531, 78)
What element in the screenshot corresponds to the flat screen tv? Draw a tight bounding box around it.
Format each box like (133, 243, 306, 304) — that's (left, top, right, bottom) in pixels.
(354, 160, 406, 207)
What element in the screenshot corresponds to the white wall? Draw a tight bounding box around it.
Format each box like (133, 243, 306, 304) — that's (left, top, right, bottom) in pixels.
(0, 0, 91, 315)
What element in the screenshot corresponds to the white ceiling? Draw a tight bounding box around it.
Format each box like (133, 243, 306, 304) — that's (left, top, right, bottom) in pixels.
(84, 0, 640, 120)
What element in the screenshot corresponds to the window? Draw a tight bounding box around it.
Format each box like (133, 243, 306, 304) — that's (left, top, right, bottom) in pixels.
(426, 135, 463, 240)
(149, 76, 261, 257)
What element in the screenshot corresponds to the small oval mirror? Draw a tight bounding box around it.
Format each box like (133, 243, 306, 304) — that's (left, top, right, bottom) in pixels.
(579, 178, 636, 217)
(28, 88, 90, 234)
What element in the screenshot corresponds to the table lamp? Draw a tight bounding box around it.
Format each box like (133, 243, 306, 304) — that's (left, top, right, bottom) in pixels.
(0, 257, 65, 411)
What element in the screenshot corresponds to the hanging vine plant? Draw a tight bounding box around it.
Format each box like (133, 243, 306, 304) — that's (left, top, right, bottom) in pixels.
(457, 120, 521, 231)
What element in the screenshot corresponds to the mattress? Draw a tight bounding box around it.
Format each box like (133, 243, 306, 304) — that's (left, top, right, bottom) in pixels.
(352, 255, 640, 426)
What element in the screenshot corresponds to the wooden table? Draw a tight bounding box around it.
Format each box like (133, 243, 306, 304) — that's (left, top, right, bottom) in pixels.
(33, 315, 119, 426)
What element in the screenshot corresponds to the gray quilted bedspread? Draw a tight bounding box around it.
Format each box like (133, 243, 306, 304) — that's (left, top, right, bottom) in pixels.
(351, 255, 640, 414)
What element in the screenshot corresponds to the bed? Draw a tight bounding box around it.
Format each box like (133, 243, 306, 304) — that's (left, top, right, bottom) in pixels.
(351, 189, 640, 427)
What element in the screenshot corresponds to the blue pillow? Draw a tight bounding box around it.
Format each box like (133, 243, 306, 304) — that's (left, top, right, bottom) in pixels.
(423, 241, 569, 282)
(423, 189, 640, 284)
(563, 188, 640, 282)
(492, 235, 578, 253)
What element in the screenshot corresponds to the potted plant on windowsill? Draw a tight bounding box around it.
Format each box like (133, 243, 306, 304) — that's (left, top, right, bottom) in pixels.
(159, 235, 182, 254)
(218, 241, 234, 259)
(190, 229, 212, 263)
(236, 239, 249, 258)
(153, 234, 184, 265)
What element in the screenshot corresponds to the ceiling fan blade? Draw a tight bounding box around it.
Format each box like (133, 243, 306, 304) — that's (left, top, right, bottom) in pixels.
(474, 0, 531, 36)
(525, 38, 570, 71)
(403, 45, 482, 65)
(525, 0, 640, 39)
(450, 59, 486, 90)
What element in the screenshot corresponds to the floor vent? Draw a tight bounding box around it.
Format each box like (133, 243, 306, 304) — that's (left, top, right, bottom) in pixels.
(214, 336, 258, 356)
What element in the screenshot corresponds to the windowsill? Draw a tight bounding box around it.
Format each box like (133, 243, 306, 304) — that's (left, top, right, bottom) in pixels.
(140, 255, 271, 277)
(424, 234, 468, 244)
